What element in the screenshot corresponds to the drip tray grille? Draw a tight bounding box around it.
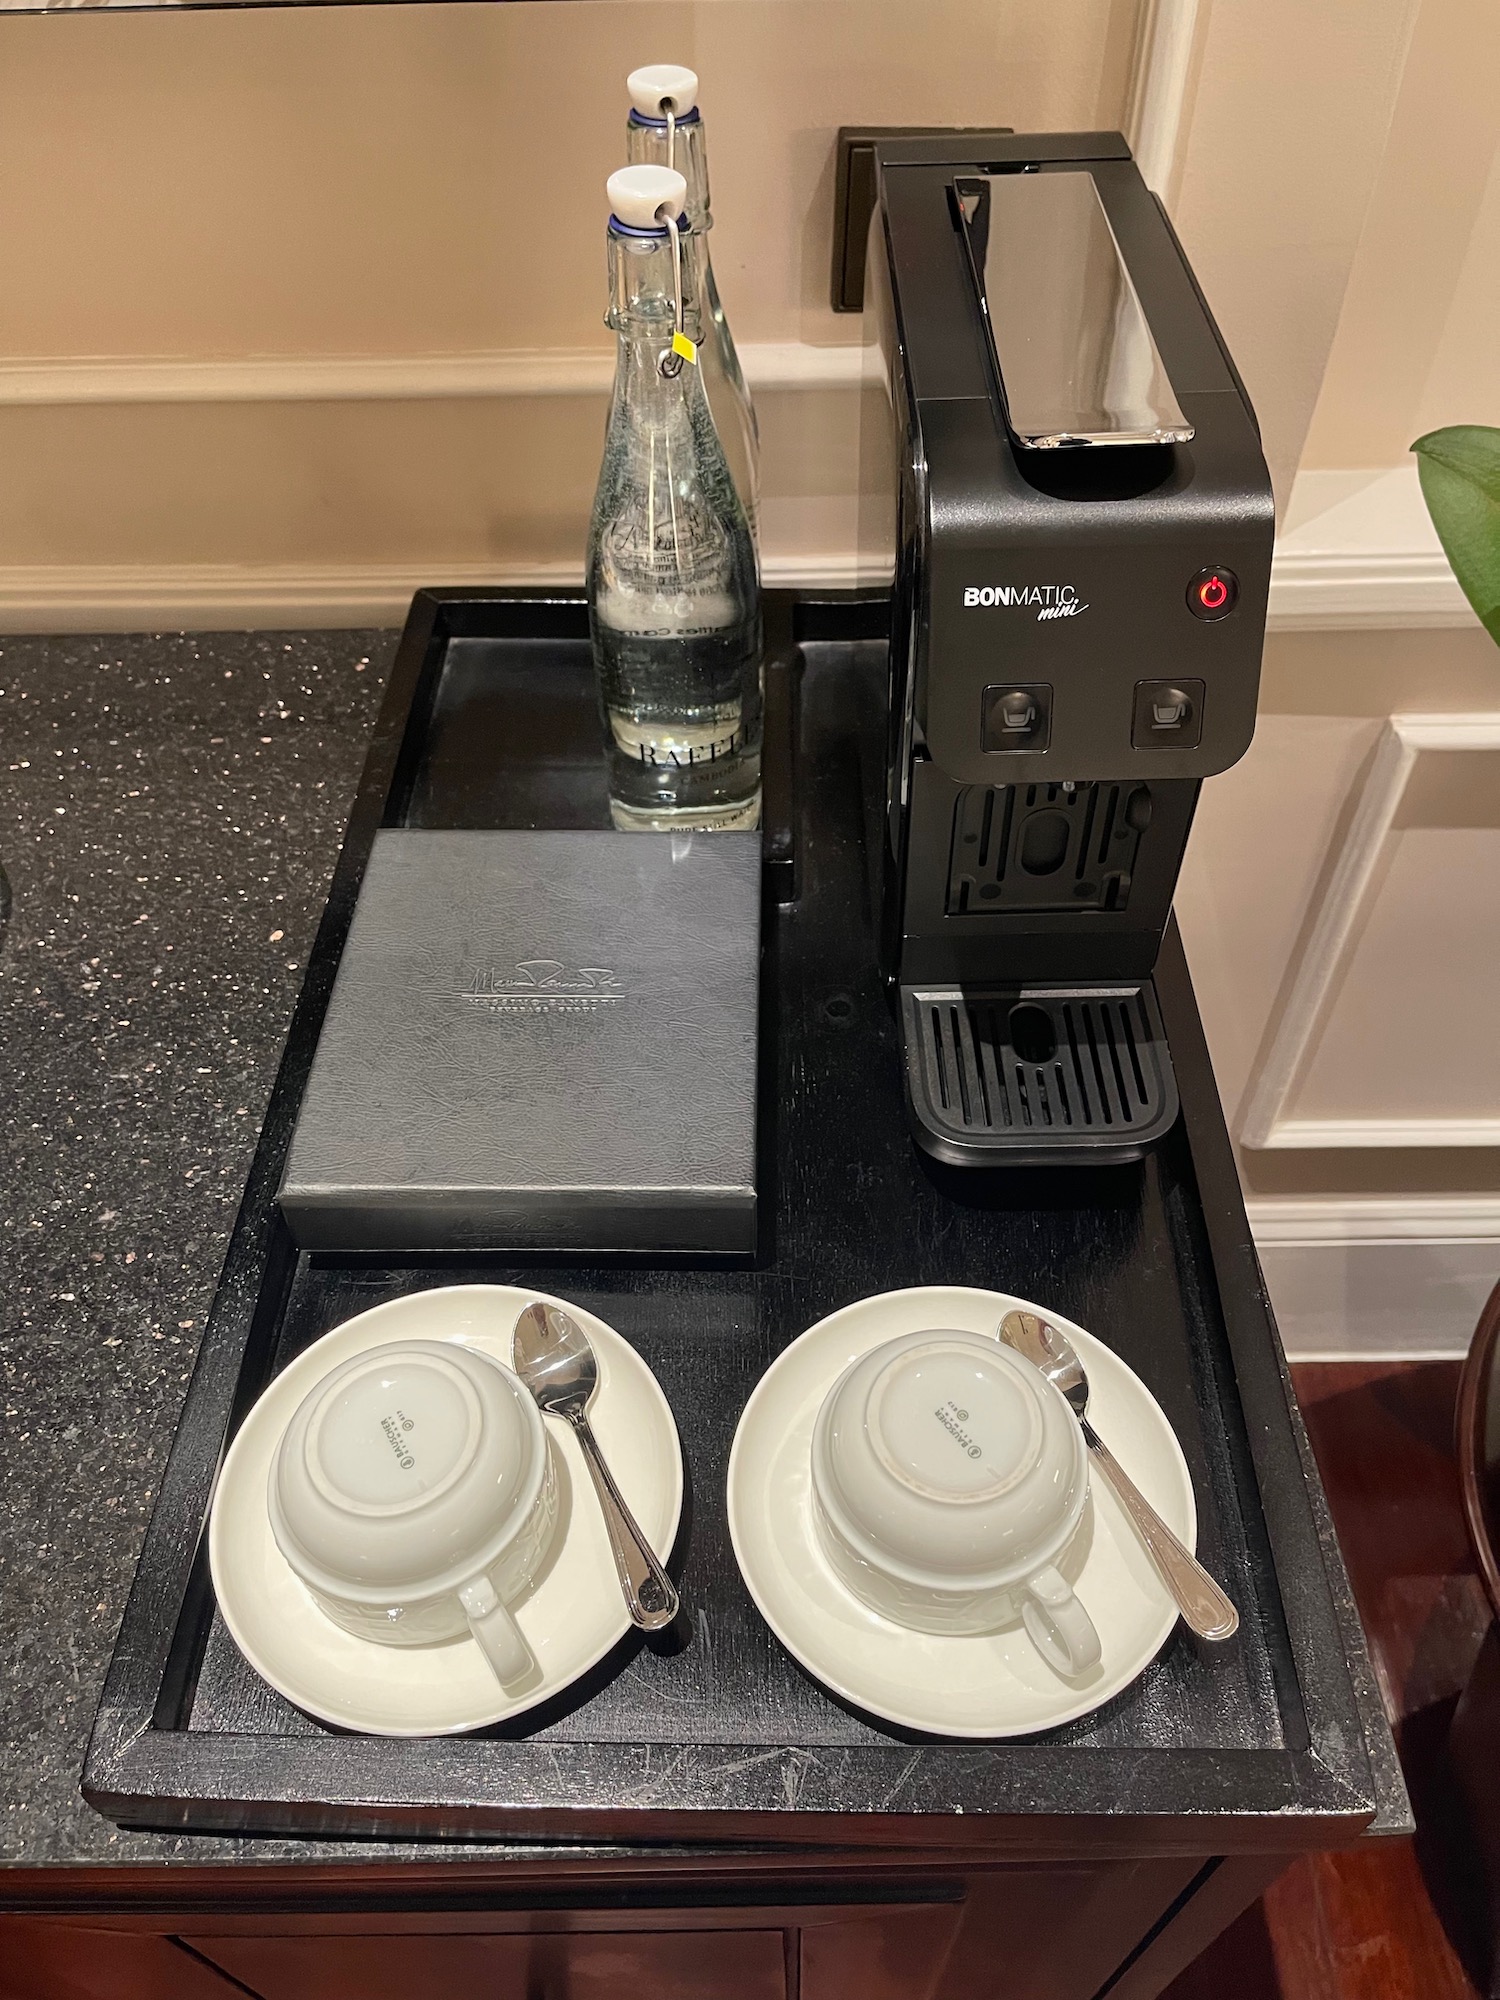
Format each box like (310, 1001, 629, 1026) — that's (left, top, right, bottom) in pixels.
(900, 982, 1178, 1166)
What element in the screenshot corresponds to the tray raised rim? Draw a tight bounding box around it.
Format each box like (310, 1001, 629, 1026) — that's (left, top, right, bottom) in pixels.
(79, 588, 1395, 1853)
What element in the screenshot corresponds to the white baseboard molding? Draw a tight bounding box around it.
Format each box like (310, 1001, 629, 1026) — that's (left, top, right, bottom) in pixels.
(0, 449, 1469, 634)
(1247, 1195, 1500, 1244)
(1267, 465, 1477, 632)
(1247, 1196, 1500, 1361)
(0, 551, 866, 633)
(1256, 1116, 1500, 1150)
(1266, 549, 1473, 630)
(0, 341, 868, 408)
(0, 561, 549, 632)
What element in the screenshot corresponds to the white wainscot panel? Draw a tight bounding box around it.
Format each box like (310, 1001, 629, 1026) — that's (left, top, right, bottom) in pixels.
(1175, 712, 1383, 1129)
(1297, 825, 1500, 1126)
(1240, 716, 1500, 1149)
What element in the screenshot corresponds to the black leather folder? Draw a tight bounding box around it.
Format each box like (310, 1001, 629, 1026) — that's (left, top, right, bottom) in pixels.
(279, 828, 760, 1253)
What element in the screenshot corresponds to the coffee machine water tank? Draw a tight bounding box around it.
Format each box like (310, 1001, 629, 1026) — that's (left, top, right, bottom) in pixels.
(856, 132, 1274, 1167)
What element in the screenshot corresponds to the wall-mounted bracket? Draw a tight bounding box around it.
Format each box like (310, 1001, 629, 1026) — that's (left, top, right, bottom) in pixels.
(830, 126, 1013, 312)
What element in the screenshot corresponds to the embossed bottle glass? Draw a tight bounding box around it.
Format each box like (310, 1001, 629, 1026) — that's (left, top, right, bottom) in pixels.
(586, 166, 762, 833)
(625, 64, 760, 547)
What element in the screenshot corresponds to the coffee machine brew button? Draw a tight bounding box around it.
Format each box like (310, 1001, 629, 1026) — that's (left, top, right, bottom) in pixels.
(1132, 678, 1205, 750)
(1187, 565, 1239, 619)
(981, 683, 1052, 753)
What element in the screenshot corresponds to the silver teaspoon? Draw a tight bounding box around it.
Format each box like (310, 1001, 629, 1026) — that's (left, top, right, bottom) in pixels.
(999, 1309, 1239, 1642)
(512, 1301, 678, 1631)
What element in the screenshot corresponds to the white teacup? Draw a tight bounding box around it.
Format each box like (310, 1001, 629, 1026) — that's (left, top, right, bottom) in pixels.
(810, 1328, 1101, 1676)
(268, 1339, 557, 1689)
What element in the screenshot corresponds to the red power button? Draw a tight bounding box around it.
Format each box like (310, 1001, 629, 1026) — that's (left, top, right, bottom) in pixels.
(1188, 566, 1238, 620)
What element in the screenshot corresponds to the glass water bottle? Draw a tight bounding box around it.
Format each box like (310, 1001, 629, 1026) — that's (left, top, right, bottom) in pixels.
(586, 165, 762, 833)
(626, 64, 761, 548)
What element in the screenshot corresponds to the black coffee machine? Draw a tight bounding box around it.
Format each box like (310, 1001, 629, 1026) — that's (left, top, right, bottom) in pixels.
(852, 131, 1274, 1167)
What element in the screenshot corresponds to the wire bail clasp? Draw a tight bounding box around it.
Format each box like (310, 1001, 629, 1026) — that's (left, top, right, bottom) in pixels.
(659, 205, 696, 379)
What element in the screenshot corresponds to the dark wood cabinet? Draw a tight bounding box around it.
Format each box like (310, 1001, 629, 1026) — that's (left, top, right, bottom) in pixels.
(184, 1927, 791, 2000)
(0, 1856, 1229, 2000)
(0, 1922, 247, 2000)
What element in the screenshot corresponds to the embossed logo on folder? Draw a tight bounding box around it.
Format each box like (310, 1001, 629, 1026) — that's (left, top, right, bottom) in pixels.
(462, 959, 625, 1014)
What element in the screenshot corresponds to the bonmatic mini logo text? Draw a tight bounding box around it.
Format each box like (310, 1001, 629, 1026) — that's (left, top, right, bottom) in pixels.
(962, 583, 1088, 621)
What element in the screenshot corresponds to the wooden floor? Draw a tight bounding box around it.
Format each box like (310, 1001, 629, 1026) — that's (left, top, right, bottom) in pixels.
(1164, 1361, 1494, 2000)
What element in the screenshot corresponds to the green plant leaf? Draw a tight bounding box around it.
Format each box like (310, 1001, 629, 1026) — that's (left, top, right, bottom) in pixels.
(1411, 424, 1500, 645)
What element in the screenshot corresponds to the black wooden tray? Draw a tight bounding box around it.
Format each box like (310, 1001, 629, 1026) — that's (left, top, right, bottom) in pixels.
(83, 590, 1391, 1851)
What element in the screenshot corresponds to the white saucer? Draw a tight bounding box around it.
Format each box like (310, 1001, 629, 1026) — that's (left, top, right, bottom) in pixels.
(209, 1284, 683, 1736)
(727, 1285, 1195, 1738)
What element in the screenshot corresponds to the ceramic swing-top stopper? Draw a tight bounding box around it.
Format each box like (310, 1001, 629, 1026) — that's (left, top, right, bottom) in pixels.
(626, 64, 699, 119)
(607, 165, 688, 230)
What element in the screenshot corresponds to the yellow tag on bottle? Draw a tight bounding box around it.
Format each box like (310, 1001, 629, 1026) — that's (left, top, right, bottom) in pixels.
(671, 329, 699, 365)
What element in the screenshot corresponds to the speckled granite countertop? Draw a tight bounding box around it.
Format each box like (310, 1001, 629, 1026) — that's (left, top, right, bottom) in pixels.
(0, 628, 915, 1877)
(0, 629, 535, 1871)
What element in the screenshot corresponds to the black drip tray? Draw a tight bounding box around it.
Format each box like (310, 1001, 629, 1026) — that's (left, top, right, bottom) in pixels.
(902, 983, 1178, 1167)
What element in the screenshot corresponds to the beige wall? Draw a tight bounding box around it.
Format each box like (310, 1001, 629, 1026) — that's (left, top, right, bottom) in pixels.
(1165, 0, 1418, 513)
(1300, 0, 1500, 469)
(0, 0, 1483, 583)
(0, 0, 1139, 359)
(0, 0, 1139, 598)
(0, 0, 1457, 591)
(0, 0, 1440, 602)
